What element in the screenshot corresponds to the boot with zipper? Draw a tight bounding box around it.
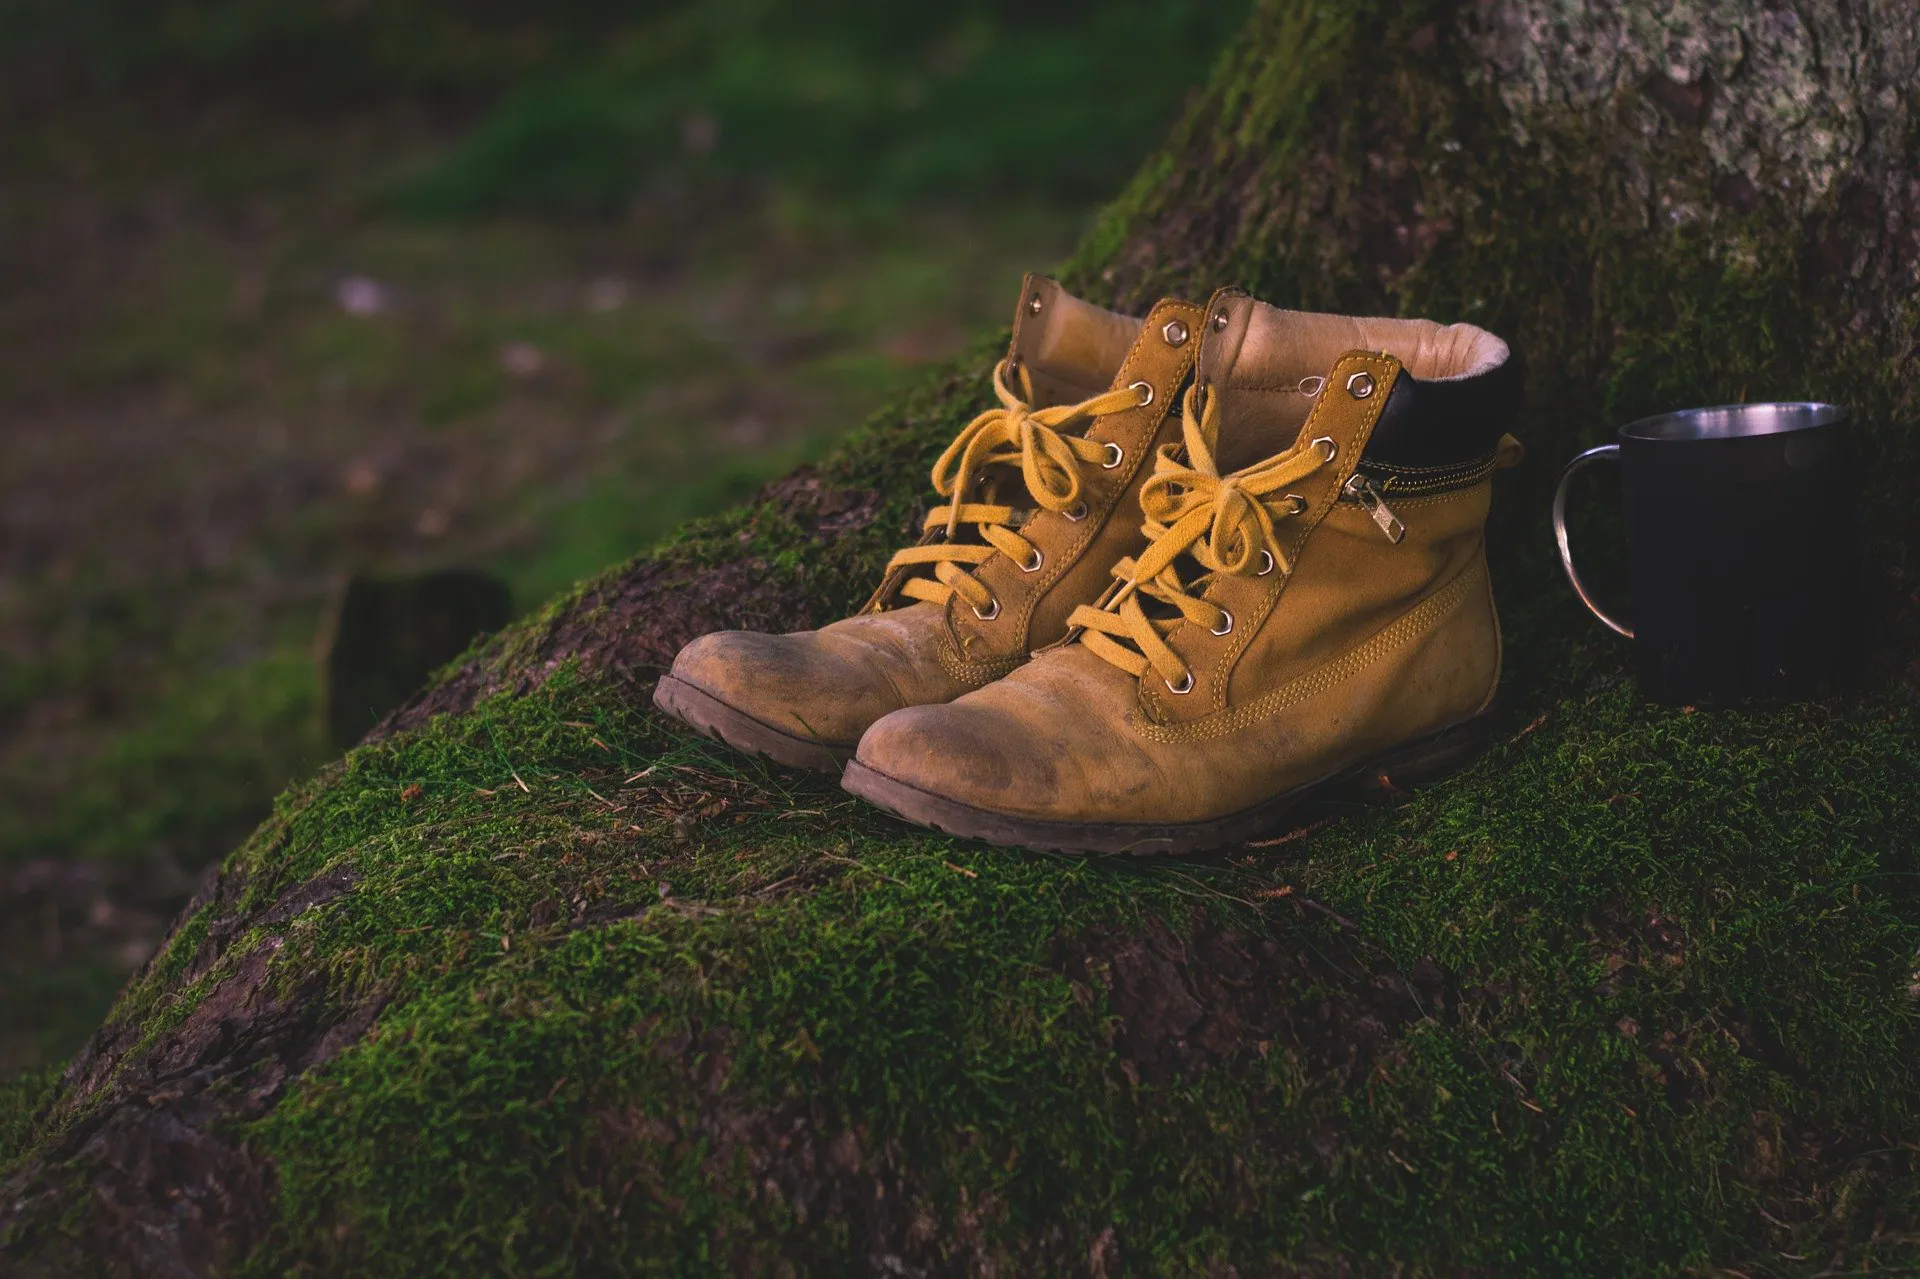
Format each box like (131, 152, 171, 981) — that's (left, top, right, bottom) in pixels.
(654, 275, 1207, 771)
(843, 289, 1522, 853)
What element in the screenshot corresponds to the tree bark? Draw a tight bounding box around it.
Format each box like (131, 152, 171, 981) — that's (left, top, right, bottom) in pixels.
(5, 1, 1919, 1275)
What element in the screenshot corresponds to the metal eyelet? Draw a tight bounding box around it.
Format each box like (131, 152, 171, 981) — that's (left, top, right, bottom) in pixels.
(1063, 501, 1089, 522)
(1346, 370, 1375, 399)
(973, 597, 1001, 621)
(1165, 671, 1195, 695)
(1101, 441, 1124, 469)
(1028, 294, 1043, 315)
(1298, 375, 1326, 397)
(1257, 549, 1276, 576)
(1211, 309, 1230, 332)
(1311, 436, 1337, 462)
(1019, 547, 1043, 572)
(1209, 610, 1234, 637)
(1130, 380, 1154, 407)
(1285, 493, 1308, 514)
(1162, 318, 1190, 347)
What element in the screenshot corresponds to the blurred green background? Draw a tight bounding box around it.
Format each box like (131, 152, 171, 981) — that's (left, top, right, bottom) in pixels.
(0, 1, 1246, 1075)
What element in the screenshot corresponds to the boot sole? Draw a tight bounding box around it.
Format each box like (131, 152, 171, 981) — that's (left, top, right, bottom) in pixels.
(840, 709, 1500, 856)
(652, 674, 854, 774)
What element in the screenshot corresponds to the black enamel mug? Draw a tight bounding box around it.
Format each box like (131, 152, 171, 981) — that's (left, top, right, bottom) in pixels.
(1552, 402, 1857, 704)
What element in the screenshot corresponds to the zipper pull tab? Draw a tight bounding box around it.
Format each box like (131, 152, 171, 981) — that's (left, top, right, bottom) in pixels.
(1344, 473, 1406, 543)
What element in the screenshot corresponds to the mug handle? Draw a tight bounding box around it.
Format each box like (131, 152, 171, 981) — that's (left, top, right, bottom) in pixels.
(1552, 444, 1634, 638)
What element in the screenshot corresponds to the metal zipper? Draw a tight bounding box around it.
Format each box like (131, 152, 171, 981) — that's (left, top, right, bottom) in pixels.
(1351, 450, 1502, 496)
(1343, 473, 1406, 543)
(1336, 446, 1505, 543)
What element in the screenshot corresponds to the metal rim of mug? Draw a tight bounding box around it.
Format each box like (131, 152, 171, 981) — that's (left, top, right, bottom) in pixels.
(1616, 401, 1848, 444)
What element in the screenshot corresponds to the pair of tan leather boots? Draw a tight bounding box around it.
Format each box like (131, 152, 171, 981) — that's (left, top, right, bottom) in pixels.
(655, 276, 1522, 855)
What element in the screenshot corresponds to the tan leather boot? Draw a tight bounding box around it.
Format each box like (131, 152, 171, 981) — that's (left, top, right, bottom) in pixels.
(843, 290, 1523, 852)
(654, 275, 1208, 771)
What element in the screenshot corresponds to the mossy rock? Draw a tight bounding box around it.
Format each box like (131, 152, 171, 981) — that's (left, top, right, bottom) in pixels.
(4, 0, 1920, 1273)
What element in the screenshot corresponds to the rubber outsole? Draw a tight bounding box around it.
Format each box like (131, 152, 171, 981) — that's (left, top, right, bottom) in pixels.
(652, 674, 854, 774)
(840, 710, 1501, 856)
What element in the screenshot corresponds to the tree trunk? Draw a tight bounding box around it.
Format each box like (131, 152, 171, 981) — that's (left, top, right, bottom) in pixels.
(6, 1, 1920, 1274)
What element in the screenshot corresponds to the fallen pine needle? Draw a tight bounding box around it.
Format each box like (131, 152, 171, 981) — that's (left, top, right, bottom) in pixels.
(1254, 884, 1295, 900)
(1246, 816, 1338, 848)
(1508, 713, 1549, 744)
(624, 766, 656, 783)
(582, 786, 620, 809)
(823, 852, 906, 886)
(590, 737, 612, 752)
(944, 860, 979, 879)
(1296, 896, 1359, 931)
(471, 786, 497, 796)
(1158, 867, 1264, 911)
(512, 771, 531, 794)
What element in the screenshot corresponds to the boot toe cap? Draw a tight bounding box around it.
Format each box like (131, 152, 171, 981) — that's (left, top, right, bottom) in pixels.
(855, 700, 1079, 819)
(667, 630, 883, 747)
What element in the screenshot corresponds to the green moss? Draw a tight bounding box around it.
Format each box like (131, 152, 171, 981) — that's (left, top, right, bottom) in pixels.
(207, 652, 1920, 1274)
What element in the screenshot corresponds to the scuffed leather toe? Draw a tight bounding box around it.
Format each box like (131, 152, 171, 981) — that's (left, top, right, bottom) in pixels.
(668, 629, 896, 747)
(854, 655, 1156, 823)
(855, 703, 1034, 808)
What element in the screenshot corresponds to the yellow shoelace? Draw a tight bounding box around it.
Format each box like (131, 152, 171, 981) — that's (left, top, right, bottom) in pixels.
(880, 358, 1150, 616)
(1068, 383, 1332, 688)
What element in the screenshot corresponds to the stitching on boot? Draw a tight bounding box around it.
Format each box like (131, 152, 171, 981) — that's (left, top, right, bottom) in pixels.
(977, 301, 1203, 651)
(1135, 556, 1485, 744)
(937, 636, 1022, 687)
(1152, 351, 1397, 721)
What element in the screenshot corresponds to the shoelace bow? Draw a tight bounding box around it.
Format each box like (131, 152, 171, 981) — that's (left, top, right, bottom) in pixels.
(881, 358, 1148, 615)
(1068, 384, 1332, 688)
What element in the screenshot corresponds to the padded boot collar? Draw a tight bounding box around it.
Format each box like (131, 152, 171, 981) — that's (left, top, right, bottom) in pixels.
(1360, 350, 1521, 468)
(1195, 289, 1517, 471)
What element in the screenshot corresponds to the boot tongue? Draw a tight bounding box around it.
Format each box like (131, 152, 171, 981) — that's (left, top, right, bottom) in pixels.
(974, 274, 1146, 510)
(904, 281, 1143, 581)
(1196, 290, 1509, 472)
(1007, 273, 1142, 410)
